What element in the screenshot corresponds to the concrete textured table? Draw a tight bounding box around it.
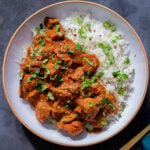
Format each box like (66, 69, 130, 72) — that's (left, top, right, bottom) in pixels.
(0, 0, 149, 149)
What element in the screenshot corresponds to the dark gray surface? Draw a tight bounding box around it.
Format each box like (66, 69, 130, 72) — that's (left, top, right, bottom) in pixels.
(0, 0, 150, 150)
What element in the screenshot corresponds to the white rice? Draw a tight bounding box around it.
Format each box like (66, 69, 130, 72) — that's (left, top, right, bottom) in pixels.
(61, 13, 135, 121)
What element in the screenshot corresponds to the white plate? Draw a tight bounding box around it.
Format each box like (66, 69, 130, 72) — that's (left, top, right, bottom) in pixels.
(2, 1, 149, 147)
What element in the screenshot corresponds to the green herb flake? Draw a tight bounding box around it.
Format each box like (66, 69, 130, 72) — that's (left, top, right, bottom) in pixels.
(112, 71, 128, 82)
(56, 24, 60, 32)
(35, 46, 44, 56)
(44, 53, 49, 57)
(82, 79, 90, 89)
(65, 44, 71, 50)
(63, 105, 69, 109)
(75, 43, 86, 53)
(55, 62, 59, 70)
(35, 69, 40, 75)
(111, 34, 122, 43)
(101, 98, 109, 106)
(41, 84, 47, 92)
(78, 27, 86, 39)
(19, 72, 24, 81)
(50, 74, 57, 81)
(62, 118, 67, 122)
(69, 114, 72, 118)
(85, 23, 91, 30)
(39, 39, 45, 46)
(124, 57, 130, 65)
(93, 102, 99, 106)
(39, 30, 46, 37)
(83, 57, 94, 66)
(103, 112, 106, 116)
(99, 43, 115, 65)
(74, 16, 82, 25)
(97, 72, 104, 78)
(47, 92, 55, 101)
(80, 75, 85, 81)
(98, 120, 108, 126)
(109, 103, 116, 110)
(27, 77, 31, 83)
(85, 122, 93, 131)
(118, 87, 125, 96)
(103, 21, 116, 32)
(43, 59, 48, 64)
(68, 50, 75, 54)
(31, 74, 37, 78)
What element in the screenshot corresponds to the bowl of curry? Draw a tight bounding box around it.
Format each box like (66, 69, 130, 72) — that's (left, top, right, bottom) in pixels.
(2, 1, 149, 147)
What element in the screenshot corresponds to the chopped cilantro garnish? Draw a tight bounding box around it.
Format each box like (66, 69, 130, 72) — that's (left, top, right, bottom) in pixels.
(55, 62, 59, 70)
(111, 34, 122, 43)
(82, 79, 90, 89)
(65, 44, 71, 50)
(30, 47, 35, 59)
(39, 39, 45, 46)
(99, 43, 115, 65)
(85, 122, 93, 131)
(43, 53, 49, 57)
(41, 84, 47, 92)
(74, 16, 82, 25)
(112, 70, 120, 77)
(63, 105, 69, 109)
(109, 103, 116, 110)
(112, 71, 128, 82)
(101, 98, 109, 106)
(39, 30, 46, 37)
(31, 74, 37, 78)
(62, 118, 67, 122)
(103, 112, 106, 116)
(78, 27, 86, 39)
(56, 24, 60, 32)
(35, 46, 44, 56)
(83, 57, 94, 66)
(35, 69, 40, 75)
(97, 72, 104, 78)
(85, 24, 91, 30)
(124, 57, 130, 65)
(118, 87, 125, 96)
(19, 72, 24, 81)
(43, 59, 48, 64)
(55, 24, 62, 36)
(35, 81, 47, 93)
(99, 43, 112, 51)
(27, 77, 31, 83)
(47, 92, 55, 101)
(50, 74, 57, 80)
(68, 50, 75, 54)
(103, 21, 116, 32)
(91, 76, 96, 83)
(98, 120, 108, 126)
(80, 75, 85, 81)
(75, 43, 86, 53)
